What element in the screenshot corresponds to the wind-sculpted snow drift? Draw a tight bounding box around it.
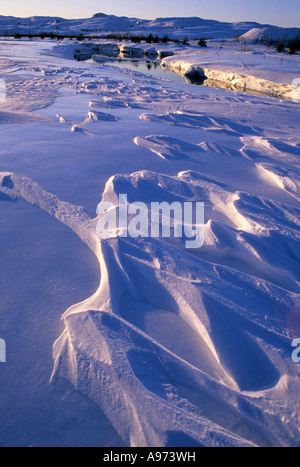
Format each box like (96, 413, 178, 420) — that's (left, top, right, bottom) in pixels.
(1, 169, 300, 447)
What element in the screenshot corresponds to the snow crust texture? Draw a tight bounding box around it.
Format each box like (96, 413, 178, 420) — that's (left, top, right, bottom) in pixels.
(1, 165, 300, 447)
(0, 38, 299, 447)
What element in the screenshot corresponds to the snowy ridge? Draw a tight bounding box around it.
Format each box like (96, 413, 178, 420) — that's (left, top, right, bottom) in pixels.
(0, 172, 96, 250)
(0, 13, 297, 41)
(1, 169, 300, 447)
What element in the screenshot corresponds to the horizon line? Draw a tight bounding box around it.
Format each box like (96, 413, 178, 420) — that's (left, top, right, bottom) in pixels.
(0, 12, 298, 30)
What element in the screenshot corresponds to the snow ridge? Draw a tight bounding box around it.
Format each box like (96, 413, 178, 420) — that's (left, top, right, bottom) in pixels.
(1, 170, 300, 447)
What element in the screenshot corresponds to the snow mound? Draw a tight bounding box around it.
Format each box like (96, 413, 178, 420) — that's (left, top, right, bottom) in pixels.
(198, 141, 242, 157)
(134, 135, 196, 160)
(240, 26, 300, 43)
(241, 136, 300, 163)
(88, 110, 119, 122)
(1, 170, 300, 447)
(140, 110, 261, 136)
(257, 163, 300, 201)
(134, 136, 242, 161)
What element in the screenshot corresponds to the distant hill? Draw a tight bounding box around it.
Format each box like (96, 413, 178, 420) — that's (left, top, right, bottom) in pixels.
(240, 26, 300, 43)
(0, 13, 299, 41)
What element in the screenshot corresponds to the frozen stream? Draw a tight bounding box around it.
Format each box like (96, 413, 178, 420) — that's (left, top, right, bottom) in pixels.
(91, 56, 190, 84)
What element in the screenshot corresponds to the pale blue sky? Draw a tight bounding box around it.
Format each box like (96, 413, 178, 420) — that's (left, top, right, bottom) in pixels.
(1, 0, 299, 28)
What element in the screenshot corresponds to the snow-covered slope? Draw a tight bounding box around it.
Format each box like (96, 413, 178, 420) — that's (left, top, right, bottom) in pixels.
(240, 26, 300, 43)
(0, 13, 298, 41)
(2, 165, 300, 446)
(0, 39, 299, 447)
(0, 13, 146, 36)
